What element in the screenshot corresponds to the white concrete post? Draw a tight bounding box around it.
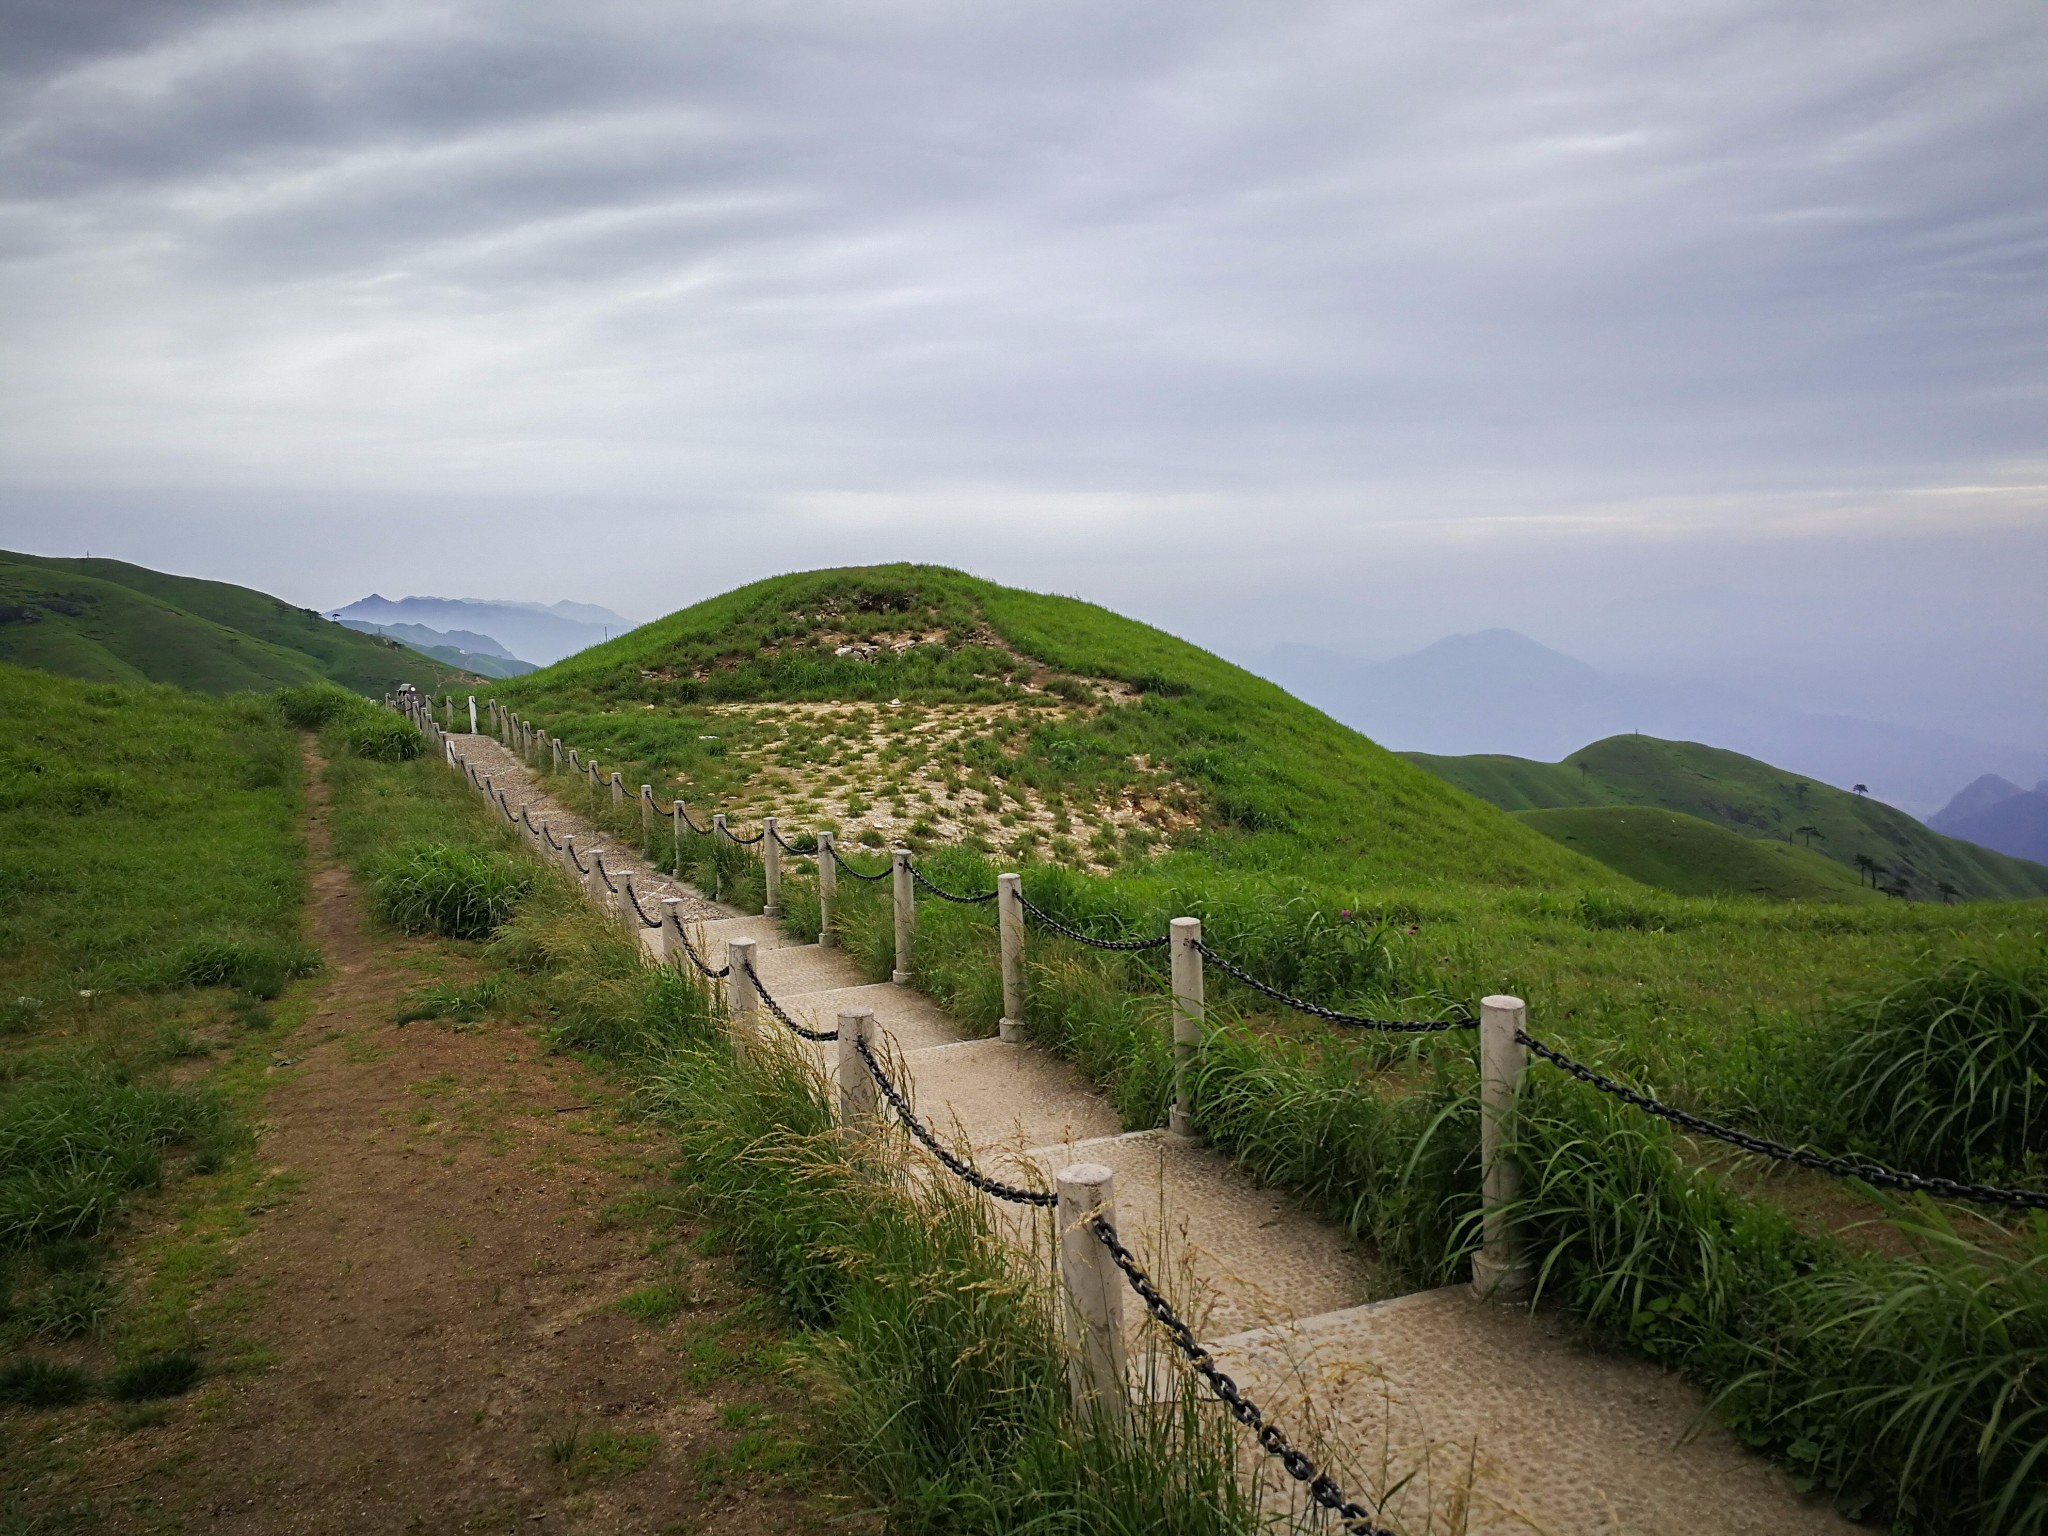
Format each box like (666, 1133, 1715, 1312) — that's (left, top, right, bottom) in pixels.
(467, 696, 478, 734)
(672, 799, 683, 870)
(727, 936, 759, 1021)
(997, 873, 1025, 1042)
(762, 817, 782, 918)
(551, 738, 562, 772)
(1472, 994, 1532, 1303)
(836, 1007, 879, 1130)
(1056, 1163, 1127, 1413)
(581, 845, 605, 906)
(443, 697, 452, 728)
(711, 814, 728, 901)
(610, 771, 625, 808)
(641, 784, 655, 840)
(1169, 918, 1204, 1140)
(651, 897, 682, 967)
(658, 897, 686, 970)
(890, 844, 914, 985)
(816, 832, 838, 948)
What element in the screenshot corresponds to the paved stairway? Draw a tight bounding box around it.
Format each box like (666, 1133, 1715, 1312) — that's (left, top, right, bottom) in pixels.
(456, 734, 1864, 1536)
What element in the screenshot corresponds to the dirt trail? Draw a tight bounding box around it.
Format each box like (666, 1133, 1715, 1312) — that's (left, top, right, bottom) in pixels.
(95, 751, 845, 1535)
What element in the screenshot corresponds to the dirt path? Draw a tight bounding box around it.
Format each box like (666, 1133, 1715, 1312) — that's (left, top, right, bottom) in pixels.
(94, 751, 850, 1535)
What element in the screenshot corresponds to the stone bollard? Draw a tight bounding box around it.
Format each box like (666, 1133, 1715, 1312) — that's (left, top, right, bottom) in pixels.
(641, 784, 655, 839)
(560, 834, 580, 881)
(816, 832, 838, 948)
(727, 937, 759, 1021)
(1056, 1163, 1127, 1414)
(711, 814, 728, 901)
(654, 897, 683, 967)
(835, 1007, 879, 1130)
(610, 771, 624, 808)
(581, 846, 606, 907)
(1472, 994, 1532, 1303)
(997, 873, 1025, 1042)
(762, 817, 782, 918)
(551, 738, 563, 772)
(672, 798, 684, 870)
(467, 695, 478, 734)
(1168, 918, 1204, 1140)
(890, 845, 914, 985)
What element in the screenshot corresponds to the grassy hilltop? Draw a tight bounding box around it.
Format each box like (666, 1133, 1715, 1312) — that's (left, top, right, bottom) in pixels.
(1409, 734, 2048, 902)
(496, 563, 1611, 894)
(0, 550, 462, 697)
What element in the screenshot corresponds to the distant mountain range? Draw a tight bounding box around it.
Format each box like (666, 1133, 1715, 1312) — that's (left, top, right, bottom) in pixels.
(0, 550, 456, 696)
(329, 595, 631, 668)
(1251, 629, 2048, 820)
(1409, 734, 2048, 904)
(336, 620, 538, 681)
(1928, 774, 2048, 864)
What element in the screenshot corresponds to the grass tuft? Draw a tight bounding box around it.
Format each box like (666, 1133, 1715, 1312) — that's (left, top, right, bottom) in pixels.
(108, 1350, 203, 1401)
(373, 843, 535, 940)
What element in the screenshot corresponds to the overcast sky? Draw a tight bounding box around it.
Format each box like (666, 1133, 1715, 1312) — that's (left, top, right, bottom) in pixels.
(2, 1, 2044, 744)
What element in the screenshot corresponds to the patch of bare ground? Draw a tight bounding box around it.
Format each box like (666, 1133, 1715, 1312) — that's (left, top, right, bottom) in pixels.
(65, 752, 860, 1536)
(671, 700, 1199, 870)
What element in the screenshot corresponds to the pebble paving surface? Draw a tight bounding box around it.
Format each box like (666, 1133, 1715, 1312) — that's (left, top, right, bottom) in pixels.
(450, 732, 1865, 1536)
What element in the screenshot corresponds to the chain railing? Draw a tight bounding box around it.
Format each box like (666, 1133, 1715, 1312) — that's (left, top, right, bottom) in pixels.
(909, 865, 998, 905)
(624, 881, 664, 930)
(850, 1035, 1058, 1207)
(668, 913, 730, 979)
(1017, 892, 1170, 952)
(1519, 1031, 2048, 1211)
(738, 955, 839, 1042)
(830, 844, 893, 882)
(591, 852, 620, 893)
(1194, 941, 1474, 1034)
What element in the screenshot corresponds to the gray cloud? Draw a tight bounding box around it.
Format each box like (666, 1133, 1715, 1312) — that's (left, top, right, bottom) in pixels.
(1, 0, 2044, 744)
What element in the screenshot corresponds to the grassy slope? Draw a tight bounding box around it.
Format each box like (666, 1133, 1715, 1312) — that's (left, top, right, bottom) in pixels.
(0, 662, 312, 1413)
(1409, 734, 2048, 902)
(1517, 806, 1882, 902)
(0, 551, 457, 697)
(501, 564, 1611, 894)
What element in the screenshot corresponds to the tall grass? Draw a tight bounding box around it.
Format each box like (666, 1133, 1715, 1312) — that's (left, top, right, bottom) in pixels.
(373, 843, 535, 940)
(1830, 940, 2048, 1182)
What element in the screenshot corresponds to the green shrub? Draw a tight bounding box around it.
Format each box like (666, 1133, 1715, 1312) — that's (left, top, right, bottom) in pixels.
(373, 843, 535, 940)
(150, 935, 321, 999)
(108, 1350, 202, 1401)
(1832, 941, 2048, 1181)
(345, 713, 424, 763)
(0, 1358, 91, 1408)
(0, 1064, 225, 1245)
(272, 682, 367, 729)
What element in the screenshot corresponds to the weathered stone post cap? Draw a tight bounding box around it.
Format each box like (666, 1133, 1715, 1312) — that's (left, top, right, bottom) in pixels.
(1483, 993, 1526, 1011)
(1056, 1163, 1115, 1194)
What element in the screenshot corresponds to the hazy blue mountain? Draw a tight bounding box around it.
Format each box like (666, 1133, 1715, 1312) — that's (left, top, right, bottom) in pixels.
(1929, 774, 2048, 863)
(339, 619, 523, 662)
(330, 595, 630, 667)
(1249, 630, 2048, 819)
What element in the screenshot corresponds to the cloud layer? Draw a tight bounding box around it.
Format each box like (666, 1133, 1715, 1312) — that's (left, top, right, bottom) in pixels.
(2, 0, 2043, 742)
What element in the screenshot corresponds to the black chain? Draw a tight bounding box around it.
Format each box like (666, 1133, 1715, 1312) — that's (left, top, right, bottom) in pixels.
(1193, 942, 1475, 1034)
(725, 824, 767, 846)
(769, 825, 808, 854)
(566, 842, 590, 875)
(738, 957, 839, 1042)
(542, 823, 564, 851)
(668, 914, 730, 979)
(496, 790, 518, 824)
(1519, 1031, 2048, 1211)
(678, 804, 710, 835)
(591, 853, 620, 893)
(624, 881, 664, 930)
(852, 1037, 1057, 1207)
(910, 865, 999, 905)
(830, 845, 893, 882)
(1017, 894, 1169, 952)
(521, 807, 539, 835)
(1086, 1218, 1395, 1535)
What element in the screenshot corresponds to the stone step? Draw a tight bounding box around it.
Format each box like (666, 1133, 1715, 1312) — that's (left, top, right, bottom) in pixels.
(1017, 1130, 1381, 1343)
(748, 940, 867, 999)
(890, 1038, 1121, 1158)
(683, 914, 800, 967)
(1208, 1289, 1859, 1536)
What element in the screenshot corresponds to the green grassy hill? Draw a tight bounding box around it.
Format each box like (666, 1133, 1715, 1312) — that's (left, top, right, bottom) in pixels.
(495, 564, 1614, 894)
(0, 551, 462, 697)
(1515, 806, 1883, 902)
(1408, 734, 2048, 903)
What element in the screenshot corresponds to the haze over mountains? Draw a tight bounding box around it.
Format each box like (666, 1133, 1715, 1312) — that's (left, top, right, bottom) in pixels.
(1929, 775, 2048, 865)
(1251, 629, 2048, 820)
(329, 596, 632, 669)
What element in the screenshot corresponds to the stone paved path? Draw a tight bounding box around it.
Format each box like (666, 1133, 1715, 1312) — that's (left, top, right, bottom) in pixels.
(451, 731, 1865, 1536)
